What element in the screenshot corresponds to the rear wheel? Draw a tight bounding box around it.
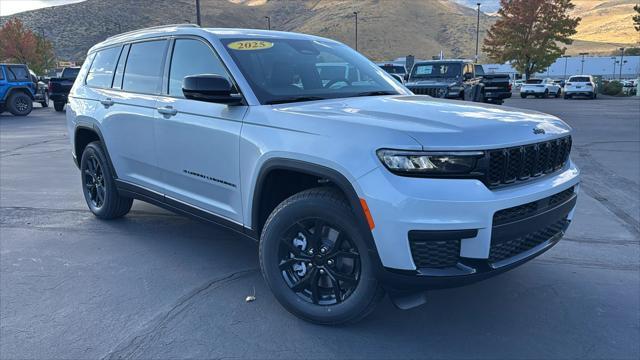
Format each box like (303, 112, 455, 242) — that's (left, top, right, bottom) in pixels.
(520, 93, 527, 98)
(259, 188, 384, 325)
(54, 101, 65, 112)
(7, 92, 33, 116)
(80, 142, 133, 219)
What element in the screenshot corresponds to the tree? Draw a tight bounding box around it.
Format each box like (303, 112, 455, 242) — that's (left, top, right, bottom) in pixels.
(0, 18, 55, 74)
(633, 4, 640, 32)
(483, 0, 581, 79)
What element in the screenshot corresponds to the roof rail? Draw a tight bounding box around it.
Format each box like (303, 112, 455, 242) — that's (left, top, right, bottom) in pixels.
(104, 24, 200, 42)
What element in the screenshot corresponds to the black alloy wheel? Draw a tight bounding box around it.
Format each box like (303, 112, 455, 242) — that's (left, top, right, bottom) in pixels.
(83, 154, 106, 209)
(278, 218, 361, 305)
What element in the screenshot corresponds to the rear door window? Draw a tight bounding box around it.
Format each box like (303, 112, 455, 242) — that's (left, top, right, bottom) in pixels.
(123, 40, 168, 94)
(7, 66, 29, 82)
(86, 46, 121, 88)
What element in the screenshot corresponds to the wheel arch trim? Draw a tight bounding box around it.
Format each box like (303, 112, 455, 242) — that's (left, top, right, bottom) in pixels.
(74, 123, 118, 178)
(249, 158, 384, 272)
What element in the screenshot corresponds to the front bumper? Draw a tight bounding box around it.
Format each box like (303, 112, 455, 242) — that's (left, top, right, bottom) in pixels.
(357, 160, 580, 290)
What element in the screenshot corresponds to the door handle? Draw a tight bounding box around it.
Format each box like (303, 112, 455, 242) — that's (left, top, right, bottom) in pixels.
(100, 98, 114, 107)
(157, 106, 178, 116)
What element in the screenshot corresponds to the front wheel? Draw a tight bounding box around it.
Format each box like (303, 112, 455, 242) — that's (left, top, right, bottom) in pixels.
(54, 101, 65, 112)
(259, 188, 384, 325)
(520, 93, 527, 98)
(80, 142, 133, 219)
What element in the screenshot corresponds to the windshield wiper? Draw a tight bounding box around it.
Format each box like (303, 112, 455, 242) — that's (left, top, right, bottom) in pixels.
(353, 90, 398, 97)
(265, 96, 326, 105)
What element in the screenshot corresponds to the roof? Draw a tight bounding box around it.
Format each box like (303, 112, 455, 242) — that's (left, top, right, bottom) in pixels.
(89, 24, 338, 54)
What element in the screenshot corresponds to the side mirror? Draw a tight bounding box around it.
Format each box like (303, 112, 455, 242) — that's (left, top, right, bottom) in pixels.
(463, 72, 473, 80)
(182, 74, 243, 105)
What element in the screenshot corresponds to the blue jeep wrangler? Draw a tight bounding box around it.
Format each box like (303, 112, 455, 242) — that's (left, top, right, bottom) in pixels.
(0, 63, 35, 116)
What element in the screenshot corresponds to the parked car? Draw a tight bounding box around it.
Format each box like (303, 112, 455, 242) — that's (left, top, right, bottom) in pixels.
(512, 79, 524, 89)
(0, 63, 35, 116)
(474, 64, 512, 105)
(68, 25, 580, 325)
(564, 75, 597, 99)
(376, 63, 407, 83)
(405, 60, 510, 104)
(49, 66, 81, 111)
(520, 78, 562, 98)
(405, 60, 482, 101)
(29, 69, 49, 107)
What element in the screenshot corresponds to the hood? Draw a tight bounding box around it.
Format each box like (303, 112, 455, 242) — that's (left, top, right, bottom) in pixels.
(272, 95, 571, 150)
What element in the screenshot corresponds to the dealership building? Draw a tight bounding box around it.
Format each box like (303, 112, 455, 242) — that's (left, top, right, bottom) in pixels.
(483, 55, 640, 80)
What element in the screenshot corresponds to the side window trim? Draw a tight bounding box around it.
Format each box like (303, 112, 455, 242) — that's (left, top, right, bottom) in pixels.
(163, 35, 243, 99)
(112, 44, 131, 89)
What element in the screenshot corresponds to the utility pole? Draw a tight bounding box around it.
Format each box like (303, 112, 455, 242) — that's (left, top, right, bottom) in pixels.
(353, 11, 358, 51)
(579, 52, 588, 74)
(265, 16, 271, 30)
(611, 57, 617, 80)
(475, 3, 481, 62)
(562, 55, 570, 80)
(619, 47, 625, 80)
(195, 0, 201, 26)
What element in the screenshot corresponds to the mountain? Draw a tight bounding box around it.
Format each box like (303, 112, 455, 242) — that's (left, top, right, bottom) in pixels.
(0, 0, 494, 62)
(0, 0, 637, 63)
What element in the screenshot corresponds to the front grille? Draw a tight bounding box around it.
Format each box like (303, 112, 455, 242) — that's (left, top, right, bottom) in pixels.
(489, 218, 568, 263)
(410, 239, 460, 268)
(408, 86, 442, 97)
(486, 136, 572, 187)
(493, 187, 575, 226)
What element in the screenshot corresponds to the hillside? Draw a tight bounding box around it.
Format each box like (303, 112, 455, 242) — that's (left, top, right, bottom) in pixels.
(0, 0, 494, 62)
(1, 0, 637, 63)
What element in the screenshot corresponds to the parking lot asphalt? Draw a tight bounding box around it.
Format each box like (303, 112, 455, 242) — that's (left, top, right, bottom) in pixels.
(1, 96, 639, 359)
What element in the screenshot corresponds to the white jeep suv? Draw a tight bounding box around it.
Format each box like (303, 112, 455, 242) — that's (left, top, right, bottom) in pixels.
(564, 75, 597, 99)
(67, 25, 580, 324)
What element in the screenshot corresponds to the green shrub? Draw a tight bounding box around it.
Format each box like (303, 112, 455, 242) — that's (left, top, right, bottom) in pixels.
(602, 81, 623, 96)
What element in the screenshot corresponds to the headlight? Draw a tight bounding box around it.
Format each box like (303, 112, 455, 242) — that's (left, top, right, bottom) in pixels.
(377, 149, 483, 176)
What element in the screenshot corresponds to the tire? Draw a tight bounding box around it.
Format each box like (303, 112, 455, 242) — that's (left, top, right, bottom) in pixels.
(40, 92, 49, 107)
(54, 101, 65, 112)
(80, 141, 133, 219)
(259, 187, 384, 325)
(555, 89, 561, 98)
(564, 94, 569, 99)
(592, 92, 597, 99)
(542, 89, 549, 98)
(520, 93, 527, 98)
(7, 92, 33, 116)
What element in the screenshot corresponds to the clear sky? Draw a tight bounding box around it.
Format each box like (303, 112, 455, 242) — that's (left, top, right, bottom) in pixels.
(0, 0, 87, 16)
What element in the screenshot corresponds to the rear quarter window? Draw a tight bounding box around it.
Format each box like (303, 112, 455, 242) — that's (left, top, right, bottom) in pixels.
(86, 47, 122, 88)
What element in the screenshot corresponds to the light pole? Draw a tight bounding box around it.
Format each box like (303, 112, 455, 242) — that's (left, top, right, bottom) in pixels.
(475, 2, 481, 62)
(579, 52, 588, 74)
(195, 0, 201, 26)
(562, 55, 570, 80)
(353, 11, 358, 51)
(265, 16, 271, 30)
(611, 56, 618, 80)
(619, 47, 625, 80)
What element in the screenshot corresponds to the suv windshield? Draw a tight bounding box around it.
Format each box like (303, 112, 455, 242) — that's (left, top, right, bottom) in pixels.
(221, 38, 402, 104)
(410, 63, 462, 79)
